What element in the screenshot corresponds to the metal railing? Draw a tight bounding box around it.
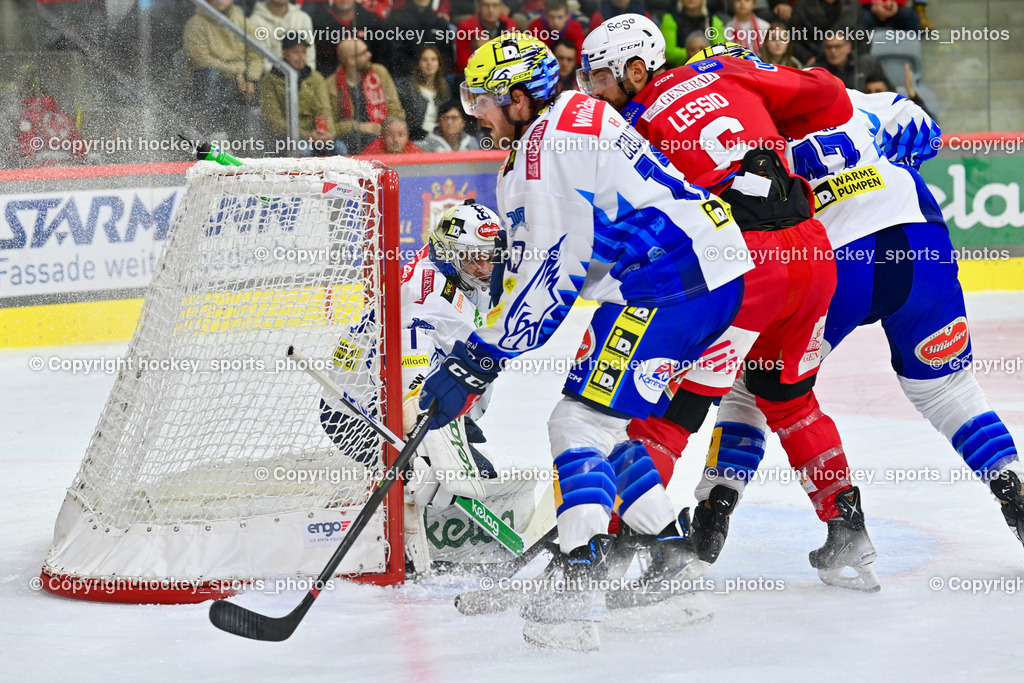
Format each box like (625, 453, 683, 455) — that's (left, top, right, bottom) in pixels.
(19, 0, 300, 147)
(185, 0, 300, 142)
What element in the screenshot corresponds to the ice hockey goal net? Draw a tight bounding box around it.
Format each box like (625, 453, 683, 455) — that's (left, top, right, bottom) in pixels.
(41, 157, 404, 602)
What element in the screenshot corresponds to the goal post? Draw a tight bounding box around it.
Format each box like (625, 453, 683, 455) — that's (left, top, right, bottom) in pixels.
(41, 157, 405, 603)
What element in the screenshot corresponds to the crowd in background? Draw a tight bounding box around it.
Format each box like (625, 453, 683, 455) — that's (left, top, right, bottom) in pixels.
(8, 0, 937, 166)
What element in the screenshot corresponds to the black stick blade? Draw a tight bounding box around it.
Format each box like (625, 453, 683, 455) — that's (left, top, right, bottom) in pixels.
(209, 595, 310, 642)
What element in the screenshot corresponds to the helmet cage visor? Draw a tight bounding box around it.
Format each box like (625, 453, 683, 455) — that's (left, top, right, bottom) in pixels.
(431, 238, 497, 291)
(460, 81, 512, 117)
(575, 65, 625, 96)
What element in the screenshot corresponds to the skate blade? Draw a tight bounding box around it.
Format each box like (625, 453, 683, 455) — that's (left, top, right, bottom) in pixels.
(604, 591, 714, 632)
(520, 596, 607, 624)
(817, 564, 881, 593)
(523, 619, 601, 652)
(455, 588, 527, 616)
(607, 559, 710, 610)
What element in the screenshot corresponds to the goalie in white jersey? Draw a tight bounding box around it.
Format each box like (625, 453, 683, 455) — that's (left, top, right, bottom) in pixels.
(687, 84, 1021, 584)
(416, 34, 755, 650)
(321, 200, 546, 575)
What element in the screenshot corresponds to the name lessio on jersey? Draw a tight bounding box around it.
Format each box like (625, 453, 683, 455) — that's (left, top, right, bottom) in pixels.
(641, 73, 721, 122)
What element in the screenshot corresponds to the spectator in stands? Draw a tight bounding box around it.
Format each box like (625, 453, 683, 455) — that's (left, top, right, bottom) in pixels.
(418, 100, 482, 152)
(386, 0, 454, 78)
(662, 0, 725, 67)
(591, 0, 650, 31)
(41, 0, 107, 51)
(260, 35, 346, 155)
(912, 0, 933, 30)
(13, 76, 88, 167)
(328, 38, 405, 154)
(183, 0, 263, 138)
(768, 0, 795, 22)
(396, 45, 451, 141)
(684, 30, 710, 56)
(861, 0, 921, 31)
(455, 0, 518, 74)
(528, 0, 584, 60)
(518, 0, 548, 23)
(820, 36, 888, 91)
(864, 63, 937, 120)
(758, 21, 801, 68)
(438, 0, 482, 25)
(250, 0, 317, 73)
(725, 0, 770, 53)
(553, 38, 578, 94)
(360, 117, 423, 154)
(305, 0, 389, 77)
(360, 0, 394, 20)
(791, 0, 862, 66)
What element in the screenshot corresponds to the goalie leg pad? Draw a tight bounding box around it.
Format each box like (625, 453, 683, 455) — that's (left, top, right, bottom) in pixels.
(759, 391, 850, 522)
(404, 502, 432, 577)
(554, 448, 615, 553)
(608, 441, 677, 535)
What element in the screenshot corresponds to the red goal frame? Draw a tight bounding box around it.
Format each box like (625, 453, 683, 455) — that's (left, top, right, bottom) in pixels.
(40, 162, 406, 603)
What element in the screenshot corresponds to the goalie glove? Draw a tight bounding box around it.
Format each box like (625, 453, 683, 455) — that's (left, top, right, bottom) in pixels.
(418, 340, 499, 428)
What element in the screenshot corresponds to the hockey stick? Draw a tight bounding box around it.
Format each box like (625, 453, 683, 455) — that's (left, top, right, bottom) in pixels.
(209, 399, 439, 641)
(454, 525, 557, 616)
(288, 346, 525, 555)
(489, 524, 556, 576)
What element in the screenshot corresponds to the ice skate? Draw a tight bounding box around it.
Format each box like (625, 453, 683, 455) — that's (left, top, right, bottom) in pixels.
(454, 538, 560, 616)
(689, 484, 739, 564)
(605, 520, 714, 631)
(521, 534, 622, 652)
(989, 469, 1024, 546)
(809, 486, 880, 592)
(608, 517, 707, 610)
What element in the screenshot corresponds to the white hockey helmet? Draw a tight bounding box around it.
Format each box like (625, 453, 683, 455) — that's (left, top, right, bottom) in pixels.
(428, 199, 502, 293)
(577, 14, 666, 95)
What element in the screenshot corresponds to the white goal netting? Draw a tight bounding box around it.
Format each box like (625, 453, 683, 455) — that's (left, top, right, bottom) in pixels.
(42, 158, 404, 600)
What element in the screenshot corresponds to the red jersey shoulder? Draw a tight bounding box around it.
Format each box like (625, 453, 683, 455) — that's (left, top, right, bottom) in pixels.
(555, 91, 606, 136)
(685, 57, 780, 78)
(639, 58, 770, 103)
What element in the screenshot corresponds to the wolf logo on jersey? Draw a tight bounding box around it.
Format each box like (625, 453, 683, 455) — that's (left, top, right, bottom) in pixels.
(500, 235, 566, 353)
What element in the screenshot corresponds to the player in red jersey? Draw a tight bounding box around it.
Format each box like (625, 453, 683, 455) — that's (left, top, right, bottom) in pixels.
(579, 26, 880, 591)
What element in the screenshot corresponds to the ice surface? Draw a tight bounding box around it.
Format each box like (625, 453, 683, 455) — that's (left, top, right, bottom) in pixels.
(2, 293, 1022, 681)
